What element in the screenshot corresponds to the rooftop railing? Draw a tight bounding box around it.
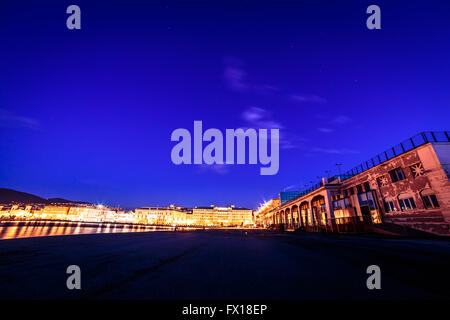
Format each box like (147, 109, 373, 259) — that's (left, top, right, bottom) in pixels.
(341, 131, 450, 180)
(278, 131, 449, 207)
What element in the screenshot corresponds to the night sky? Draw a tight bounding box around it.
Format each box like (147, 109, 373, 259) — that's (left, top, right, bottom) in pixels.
(1, 1, 449, 209)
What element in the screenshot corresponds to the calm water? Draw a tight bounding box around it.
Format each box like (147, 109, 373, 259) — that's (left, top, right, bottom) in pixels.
(0, 221, 175, 240)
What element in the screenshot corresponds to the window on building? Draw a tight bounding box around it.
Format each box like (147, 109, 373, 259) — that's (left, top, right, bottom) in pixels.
(384, 200, 396, 213)
(422, 194, 440, 209)
(363, 182, 371, 192)
(358, 191, 376, 210)
(422, 195, 431, 208)
(332, 195, 341, 201)
(389, 168, 406, 182)
(356, 185, 363, 194)
(333, 198, 351, 210)
(398, 197, 416, 211)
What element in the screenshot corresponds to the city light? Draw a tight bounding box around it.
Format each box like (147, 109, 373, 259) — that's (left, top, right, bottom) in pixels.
(0, 203, 255, 228)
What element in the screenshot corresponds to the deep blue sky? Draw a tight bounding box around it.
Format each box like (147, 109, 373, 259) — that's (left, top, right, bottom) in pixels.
(1, 1, 449, 209)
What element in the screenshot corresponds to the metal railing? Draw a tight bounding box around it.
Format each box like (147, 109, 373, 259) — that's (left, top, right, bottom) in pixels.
(341, 131, 450, 180)
(280, 181, 324, 205)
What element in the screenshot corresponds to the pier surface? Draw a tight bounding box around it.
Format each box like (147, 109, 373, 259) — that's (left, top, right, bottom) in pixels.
(0, 230, 449, 299)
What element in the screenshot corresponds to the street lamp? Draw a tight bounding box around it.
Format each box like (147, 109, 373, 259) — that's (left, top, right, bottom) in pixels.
(335, 163, 342, 176)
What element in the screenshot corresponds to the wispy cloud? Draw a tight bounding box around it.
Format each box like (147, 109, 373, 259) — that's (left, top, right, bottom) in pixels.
(0, 108, 39, 130)
(312, 147, 359, 155)
(278, 134, 299, 149)
(224, 58, 328, 108)
(331, 115, 351, 125)
(223, 57, 279, 94)
(317, 127, 334, 133)
(253, 84, 279, 94)
(242, 107, 283, 129)
(291, 94, 327, 104)
(197, 164, 229, 175)
(224, 65, 248, 91)
(241, 107, 304, 149)
(314, 115, 351, 134)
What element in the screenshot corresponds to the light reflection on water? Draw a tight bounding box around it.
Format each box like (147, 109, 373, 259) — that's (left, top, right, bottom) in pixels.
(0, 221, 173, 240)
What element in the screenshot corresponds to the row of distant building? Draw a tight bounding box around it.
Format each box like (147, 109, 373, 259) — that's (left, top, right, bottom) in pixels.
(0, 203, 255, 227)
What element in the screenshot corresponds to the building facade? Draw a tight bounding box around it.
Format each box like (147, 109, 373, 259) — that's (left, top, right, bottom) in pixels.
(263, 132, 450, 236)
(255, 199, 280, 227)
(135, 205, 254, 227)
(0, 204, 44, 220)
(192, 205, 254, 227)
(0, 203, 133, 224)
(134, 205, 192, 225)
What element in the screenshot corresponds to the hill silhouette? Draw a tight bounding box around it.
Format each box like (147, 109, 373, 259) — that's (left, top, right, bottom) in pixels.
(0, 188, 89, 204)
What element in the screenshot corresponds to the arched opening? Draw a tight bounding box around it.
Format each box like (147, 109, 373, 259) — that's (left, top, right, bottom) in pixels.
(311, 195, 326, 226)
(420, 189, 440, 209)
(291, 205, 299, 227)
(300, 202, 309, 226)
(397, 193, 417, 212)
(285, 208, 291, 227)
(383, 196, 397, 213)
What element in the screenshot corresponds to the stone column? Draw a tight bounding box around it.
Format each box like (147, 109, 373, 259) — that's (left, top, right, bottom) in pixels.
(290, 210, 294, 227)
(309, 201, 316, 226)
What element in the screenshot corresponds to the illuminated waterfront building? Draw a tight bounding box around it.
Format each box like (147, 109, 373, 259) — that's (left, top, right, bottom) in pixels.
(192, 205, 253, 227)
(68, 205, 110, 222)
(0, 204, 37, 220)
(1, 202, 254, 228)
(263, 131, 450, 235)
(36, 205, 71, 220)
(254, 199, 280, 227)
(104, 210, 134, 224)
(134, 205, 254, 227)
(134, 205, 191, 225)
(0, 203, 131, 224)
